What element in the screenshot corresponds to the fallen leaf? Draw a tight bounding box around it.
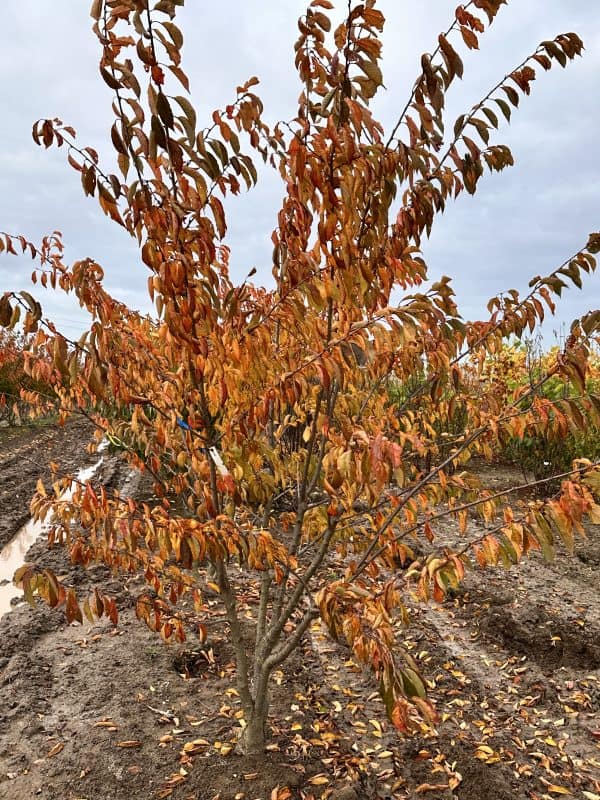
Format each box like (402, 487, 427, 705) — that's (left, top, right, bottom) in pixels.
(46, 742, 64, 759)
(272, 787, 292, 800)
(415, 784, 450, 794)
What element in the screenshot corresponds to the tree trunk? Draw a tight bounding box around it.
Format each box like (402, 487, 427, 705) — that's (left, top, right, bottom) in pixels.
(239, 707, 267, 756)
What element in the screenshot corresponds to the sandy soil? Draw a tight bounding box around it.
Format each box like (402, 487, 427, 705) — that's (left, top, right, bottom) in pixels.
(0, 425, 598, 800)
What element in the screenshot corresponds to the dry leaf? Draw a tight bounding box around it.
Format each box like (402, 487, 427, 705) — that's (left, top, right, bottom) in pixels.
(46, 742, 64, 759)
(415, 784, 450, 794)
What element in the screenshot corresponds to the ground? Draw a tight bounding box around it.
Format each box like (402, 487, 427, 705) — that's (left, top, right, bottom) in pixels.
(0, 417, 95, 552)
(0, 422, 598, 800)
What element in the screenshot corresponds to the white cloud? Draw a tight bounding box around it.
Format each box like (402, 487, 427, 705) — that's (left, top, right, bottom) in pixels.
(0, 1, 597, 338)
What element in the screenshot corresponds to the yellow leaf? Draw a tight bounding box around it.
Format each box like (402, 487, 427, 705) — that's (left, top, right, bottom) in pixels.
(116, 740, 142, 748)
(308, 775, 329, 785)
(546, 786, 572, 796)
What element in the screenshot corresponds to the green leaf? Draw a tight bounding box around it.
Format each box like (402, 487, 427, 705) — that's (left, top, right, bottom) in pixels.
(401, 668, 427, 698)
(494, 97, 512, 122)
(482, 106, 499, 128)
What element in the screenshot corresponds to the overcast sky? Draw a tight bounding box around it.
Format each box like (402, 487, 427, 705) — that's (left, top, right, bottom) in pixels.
(0, 1, 598, 343)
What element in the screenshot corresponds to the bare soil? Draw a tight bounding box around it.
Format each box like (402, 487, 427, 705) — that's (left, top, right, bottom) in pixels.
(0, 426, 598, 800)
(0, 418, 97, 551)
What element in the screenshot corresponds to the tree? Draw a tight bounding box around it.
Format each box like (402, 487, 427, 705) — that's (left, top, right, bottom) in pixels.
(0, 329, 25, 398)
(1, 0, 600, 757)
(0, 327, 55, 423)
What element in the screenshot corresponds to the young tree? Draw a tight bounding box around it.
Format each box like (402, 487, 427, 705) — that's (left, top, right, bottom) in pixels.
(0, 329, 25, 398)
(2, 0, 600, 756)
(0, 327, 55, 423)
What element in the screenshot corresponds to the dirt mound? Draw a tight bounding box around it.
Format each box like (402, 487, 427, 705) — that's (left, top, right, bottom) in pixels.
(479, 604, 600, 670)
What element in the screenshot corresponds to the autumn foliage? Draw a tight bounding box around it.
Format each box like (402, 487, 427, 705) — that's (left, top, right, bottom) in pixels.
(1, 0, 600, 756)
(0, 328, 55, 423)
(0, 330, 25, 398)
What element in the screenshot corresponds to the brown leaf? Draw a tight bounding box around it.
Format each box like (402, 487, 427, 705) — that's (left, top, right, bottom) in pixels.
(46, 742, 65, 759)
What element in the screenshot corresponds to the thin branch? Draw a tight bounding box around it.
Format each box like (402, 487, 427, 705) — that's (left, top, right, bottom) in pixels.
(215, 560, 254, 714)
(385, 1, 479, 149)
(264, 605, 319, 670)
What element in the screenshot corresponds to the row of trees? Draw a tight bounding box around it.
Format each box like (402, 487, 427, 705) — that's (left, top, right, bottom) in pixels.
(484, 341, 600, 483)
(0, 328, 55, 424)
(1, 0, 599, 756)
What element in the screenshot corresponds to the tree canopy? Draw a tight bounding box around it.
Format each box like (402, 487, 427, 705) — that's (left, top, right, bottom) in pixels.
(1, 0, 599, 756)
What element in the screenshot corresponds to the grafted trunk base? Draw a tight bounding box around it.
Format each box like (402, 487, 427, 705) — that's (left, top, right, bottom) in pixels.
(238, 712, 267, 756)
